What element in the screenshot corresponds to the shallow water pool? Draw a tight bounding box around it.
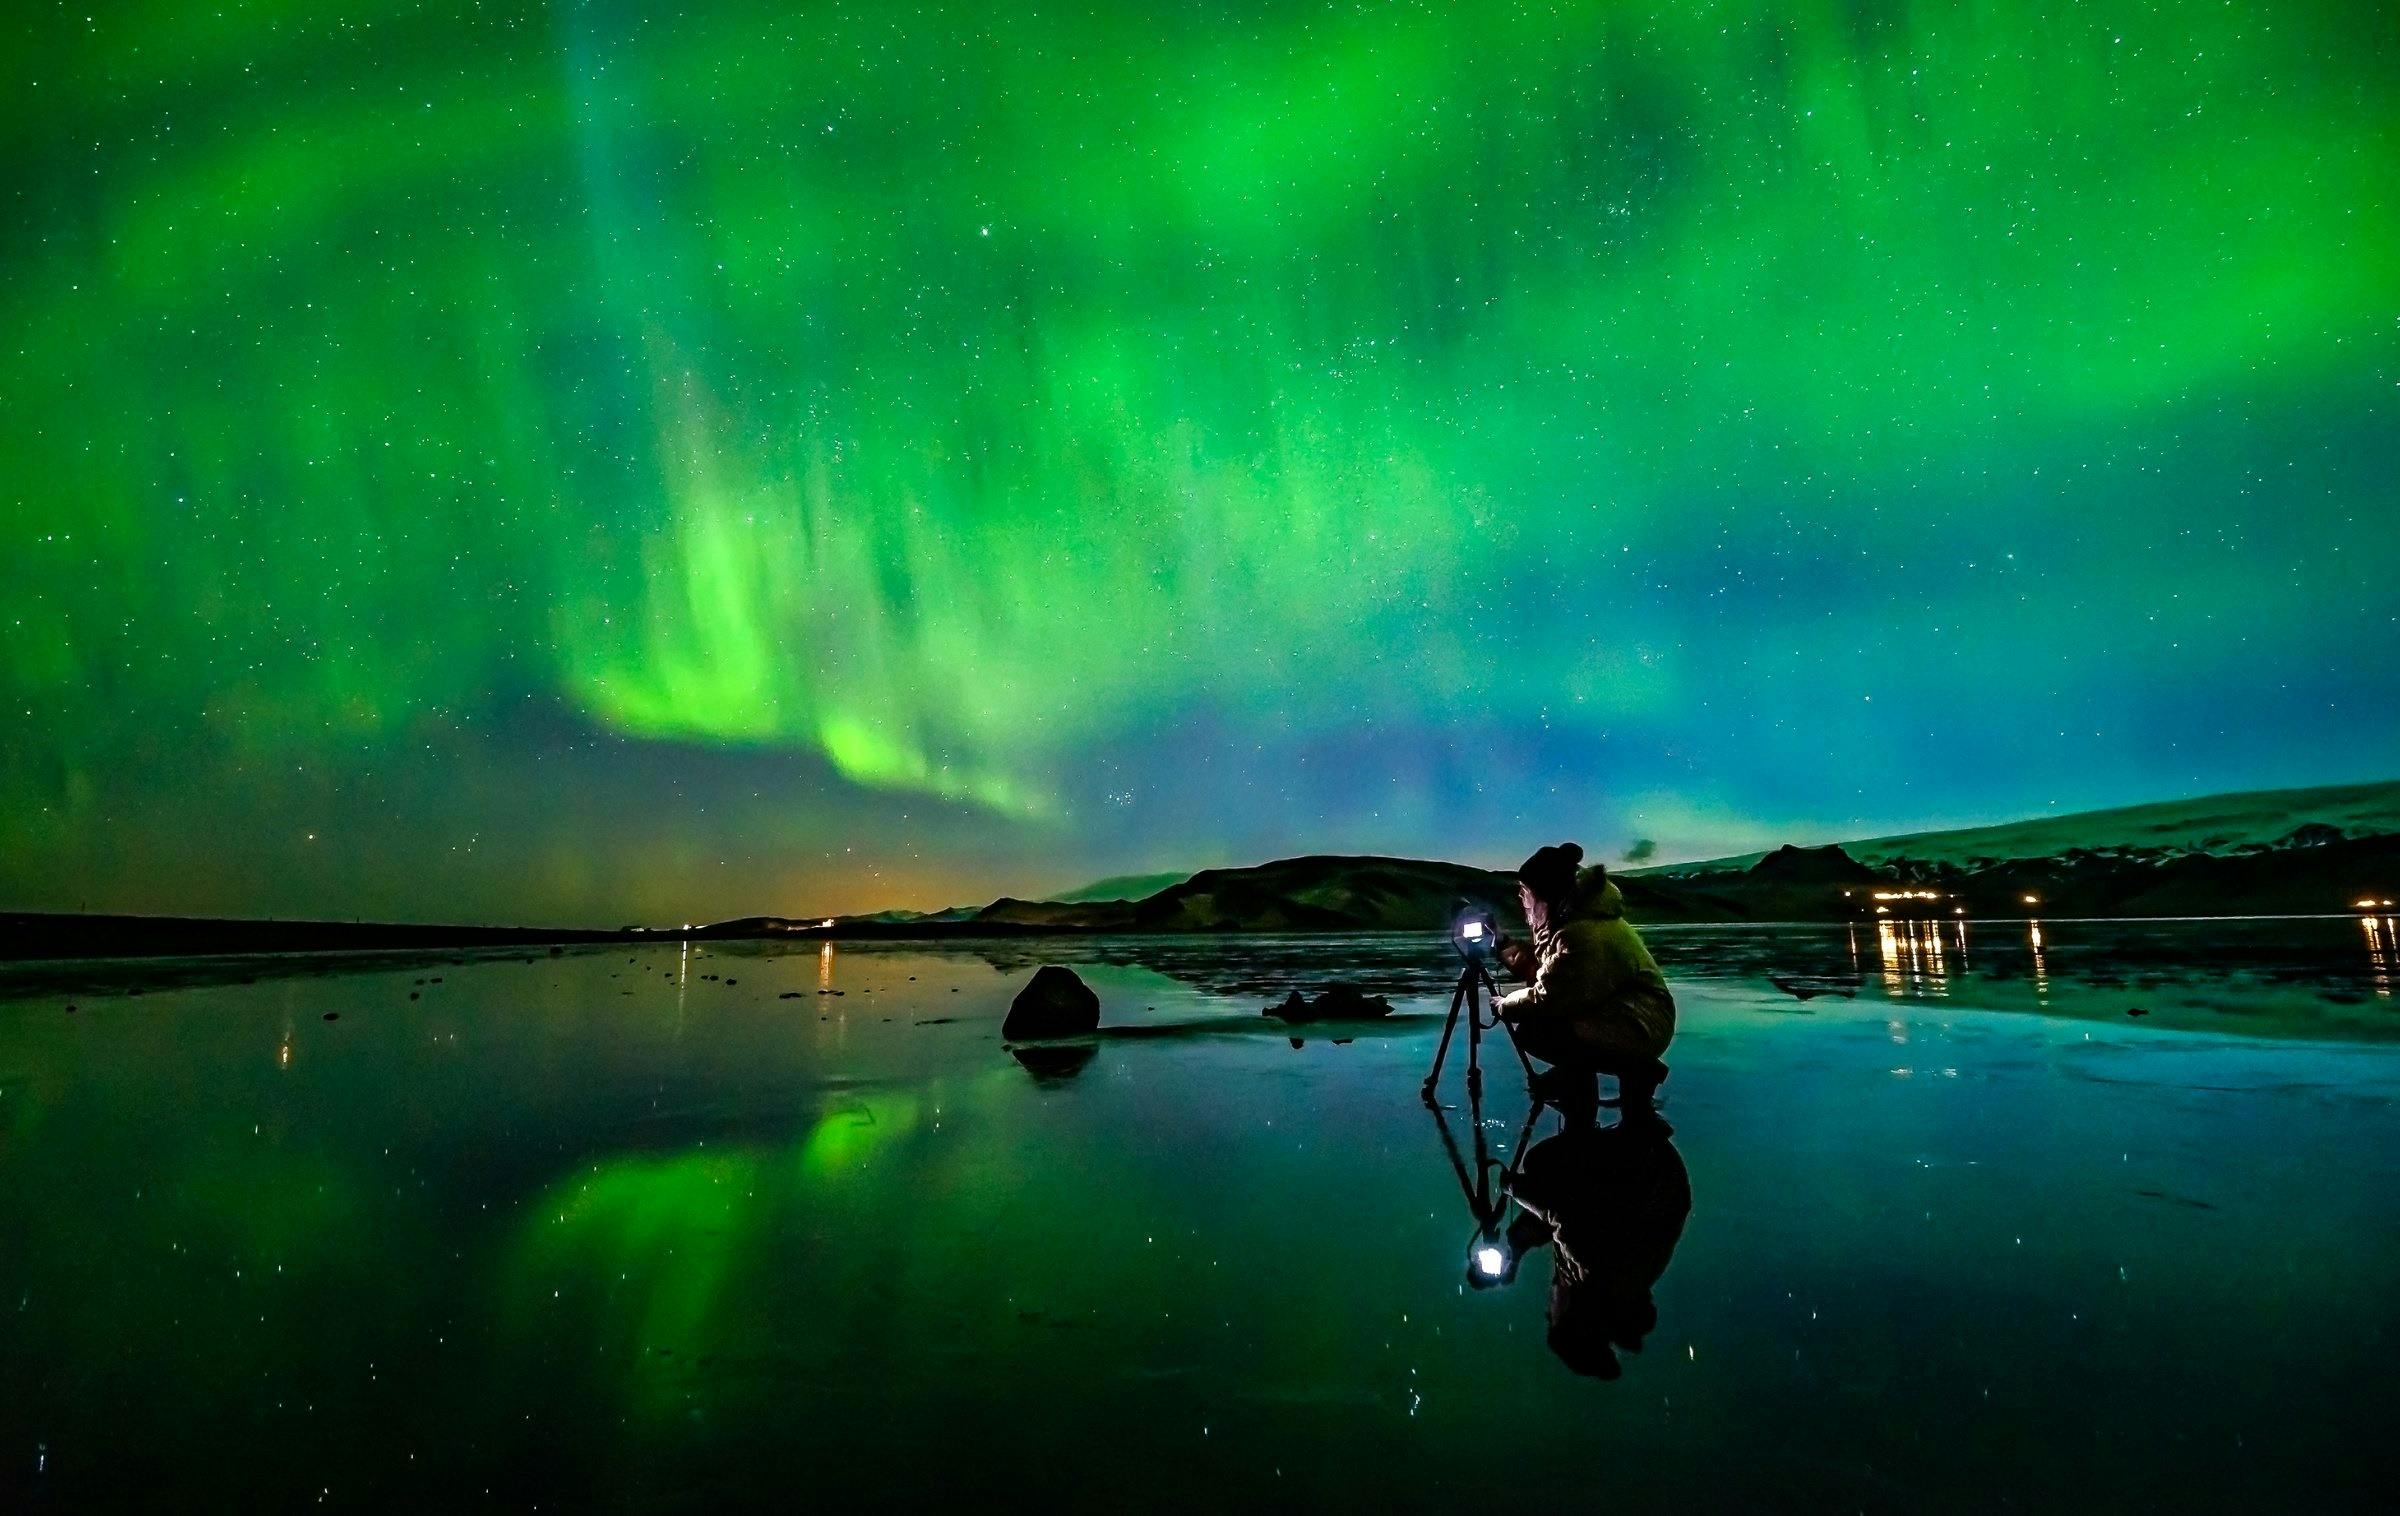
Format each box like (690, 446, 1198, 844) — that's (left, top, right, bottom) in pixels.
(1, 922, 2393, 1508)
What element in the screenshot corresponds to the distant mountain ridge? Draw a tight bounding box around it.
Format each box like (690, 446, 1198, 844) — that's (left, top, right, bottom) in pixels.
(1049, 870, 1192, 904)
(803, 779, 2400, 933)
(10, 781, 2393, 963)
(1638, 780, 2400, 875)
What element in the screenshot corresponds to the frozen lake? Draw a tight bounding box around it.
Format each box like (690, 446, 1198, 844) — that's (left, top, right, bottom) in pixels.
(2, 919, 2394, 1507)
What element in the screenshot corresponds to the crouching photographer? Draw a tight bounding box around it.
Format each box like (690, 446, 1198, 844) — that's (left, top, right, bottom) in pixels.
(1490, 843, 1676, 1117)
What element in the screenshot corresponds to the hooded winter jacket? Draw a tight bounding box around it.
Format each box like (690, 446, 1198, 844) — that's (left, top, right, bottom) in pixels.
(1493, 865, 1676, 1061)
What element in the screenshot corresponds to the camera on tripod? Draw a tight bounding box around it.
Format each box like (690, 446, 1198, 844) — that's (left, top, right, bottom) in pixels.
(1423, 899, 1535, 1102)
(1452, 907, 1500, 965)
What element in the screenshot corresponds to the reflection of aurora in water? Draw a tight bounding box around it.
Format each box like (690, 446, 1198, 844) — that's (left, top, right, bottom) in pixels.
(6, 1, 2398, 923)
(502, 1092, 933, 1418)
(3, 933, 2399, 1504)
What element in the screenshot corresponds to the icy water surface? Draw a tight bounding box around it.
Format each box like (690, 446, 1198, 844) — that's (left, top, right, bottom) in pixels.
(1, 920, 2394, 1508)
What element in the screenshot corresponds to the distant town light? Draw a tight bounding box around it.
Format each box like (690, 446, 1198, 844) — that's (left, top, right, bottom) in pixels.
(820, 917, 836, 929)
(2022, 894, 2040, 905)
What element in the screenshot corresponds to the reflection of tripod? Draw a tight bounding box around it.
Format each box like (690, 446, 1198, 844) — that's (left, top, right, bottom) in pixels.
(1425, 1066, 1553, 1286)
(1421, 957, 1536, 1102)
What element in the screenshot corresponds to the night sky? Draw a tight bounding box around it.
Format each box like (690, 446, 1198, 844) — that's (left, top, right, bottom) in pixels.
(6, 1, 2396, 925)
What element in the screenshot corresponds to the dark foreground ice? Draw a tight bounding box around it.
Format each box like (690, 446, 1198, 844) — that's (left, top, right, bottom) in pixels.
(1, 918, 2393, 1508)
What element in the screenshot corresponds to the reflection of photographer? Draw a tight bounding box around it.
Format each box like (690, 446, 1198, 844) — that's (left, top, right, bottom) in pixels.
(1505, 1118, 1691, 1379)
(1490, 843, 1676, 1113)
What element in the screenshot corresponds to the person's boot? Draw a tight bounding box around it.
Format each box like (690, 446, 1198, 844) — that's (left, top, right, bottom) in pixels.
(1527, 1063, 1589, 1102)
(1529, 1064, 1601, 1125)
(1605, 1057, 1670, 1121)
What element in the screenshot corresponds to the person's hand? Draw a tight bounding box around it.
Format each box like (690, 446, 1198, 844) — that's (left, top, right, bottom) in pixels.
(1497, 937, 1534, 980)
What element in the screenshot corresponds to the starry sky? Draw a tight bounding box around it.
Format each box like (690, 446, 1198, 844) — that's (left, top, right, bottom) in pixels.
(5, 0, 2396, 925)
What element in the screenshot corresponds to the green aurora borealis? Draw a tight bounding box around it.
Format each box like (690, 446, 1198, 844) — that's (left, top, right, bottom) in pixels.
(5, 0, 2396, 922)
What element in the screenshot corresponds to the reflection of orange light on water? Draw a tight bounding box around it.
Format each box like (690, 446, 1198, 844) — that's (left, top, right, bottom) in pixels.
(2028, 920, 2048, 1002)
(1873, 918, 1959, 995)
(1930, 921, 1953, 987)
(2367, 916, 2393, 999)
(819, 940, 835, 991)
(1877, 919, 1904, 994)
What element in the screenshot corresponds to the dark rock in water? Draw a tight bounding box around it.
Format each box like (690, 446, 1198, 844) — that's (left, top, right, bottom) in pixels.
(322, 1011, 339, 1021)
(1263, 982, 1394, 1022)
(2128, 1006, 2150, 1017)
(1004, 965, 1101, 1040)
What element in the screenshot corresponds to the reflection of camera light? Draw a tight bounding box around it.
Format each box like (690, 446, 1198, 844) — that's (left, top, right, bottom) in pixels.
(1474, 1246, 1506, 1278)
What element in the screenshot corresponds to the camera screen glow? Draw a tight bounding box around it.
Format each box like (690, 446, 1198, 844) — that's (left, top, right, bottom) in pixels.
(1463, 921, 1485, 940)
(1475, 1246, 1506, 1278)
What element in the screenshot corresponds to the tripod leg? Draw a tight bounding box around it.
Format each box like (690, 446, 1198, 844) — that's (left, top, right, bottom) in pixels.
(1420, 974, 1469, 1101)
(1480, 965, 1539, 1083)
(1499, 1094, 1546, 1190)
(1425, 1092, 1478, 1205)
(1465, 971, 1484, 1098)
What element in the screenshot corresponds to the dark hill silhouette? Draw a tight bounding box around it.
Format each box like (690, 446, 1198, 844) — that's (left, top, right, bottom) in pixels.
(10, 783, 2393, 963)
(1132, 855, 1516, 932)
(1747, 844, 1880, 884)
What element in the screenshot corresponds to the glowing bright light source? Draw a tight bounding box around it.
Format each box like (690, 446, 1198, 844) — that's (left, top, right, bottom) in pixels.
(2022, 895, 2040, 905)
(1474, 1246, 1506, 1278)
(1462, 920, 1486, 940)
